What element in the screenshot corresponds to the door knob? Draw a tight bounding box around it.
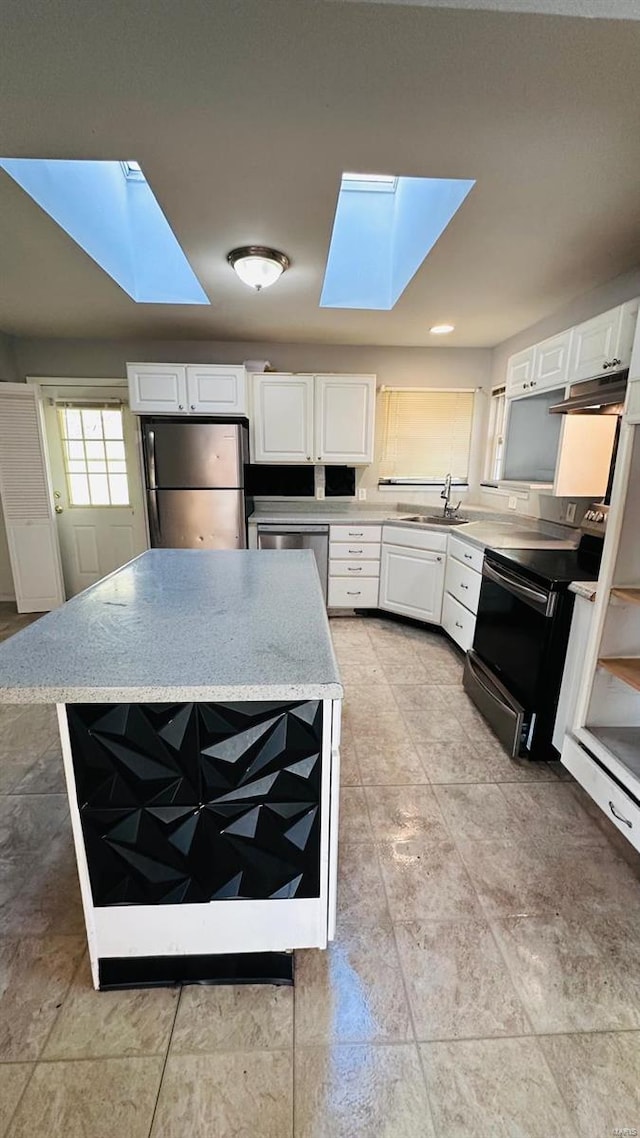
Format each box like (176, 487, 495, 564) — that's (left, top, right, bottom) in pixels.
(55, 504, 64, 514)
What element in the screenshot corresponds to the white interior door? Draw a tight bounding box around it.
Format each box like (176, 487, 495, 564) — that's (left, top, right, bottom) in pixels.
(0, 384, 65, 612)
(43, 389, 148, 597)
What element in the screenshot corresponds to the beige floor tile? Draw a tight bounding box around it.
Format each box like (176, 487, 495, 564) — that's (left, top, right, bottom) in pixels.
(498, 782, 608, 844)
(11, 749, 66, 795)
(7, 1056, 162, 1138)
(333, 644, 379, 667)
(295, 923, 412, 1045)
(394, 919, 529, 1041)
(0, 935, 85, 1060)
(0, 706, 58, 764)
(402, 709, 468, 743)
(0, 857, 29, 910)
(389, 684, 446, 713)
(151, 1050, 293, 1138)
(171, 983, 292, 1054)
(493, 914, 640, 1033)
(377, 839, 482, 922)
(380, 662, 429, 684)
(539, 1031, 640, 1138)
(416, 740, 559, 783)
(336, 842, 390, 927)
(0, 794, 69, 857)
(421, 1036, 577, 1138)
(355, 737, 428, 785)
(0, 1064, 32, 1138)
(339, 788, 373, 843)
(0, 758, 36, 796)
(338, 735, 361, 786)
(294, 1043, 435, 1138)
(458, 837, 640, 919)
(343, 684, 399, 715)
(433, 783, 514, 842)
(365, 785, 450, 843)
(338, 662, 388, 685)
(0, 834, 84, 937)
(43, 956, 179, 1059)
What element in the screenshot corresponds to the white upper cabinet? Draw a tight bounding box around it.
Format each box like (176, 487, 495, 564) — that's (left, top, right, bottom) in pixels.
(250, 373, 376, 464)
(569, 301, 638, 383)
(505, 347, 534, 398)
(314, 375, 375, 464)
(127, 363, 246, 415)
(185, 366, 246, 414)
(127, 364, 188, 413)
(251, 374, 314, 462)
(532, 329, 572, 391)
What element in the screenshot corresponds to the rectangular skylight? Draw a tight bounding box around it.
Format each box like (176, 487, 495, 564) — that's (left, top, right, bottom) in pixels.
(0, 157, 209, 305)
(320, 172, 475, 310)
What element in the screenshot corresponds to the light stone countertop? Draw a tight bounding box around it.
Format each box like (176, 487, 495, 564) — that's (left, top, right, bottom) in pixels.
(0, 549, 342, 704)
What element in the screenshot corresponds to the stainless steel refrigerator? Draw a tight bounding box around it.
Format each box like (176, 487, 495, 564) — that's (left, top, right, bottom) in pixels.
(142, 419, 249, 549)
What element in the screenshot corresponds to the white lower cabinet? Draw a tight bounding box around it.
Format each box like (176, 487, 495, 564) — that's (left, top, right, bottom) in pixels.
(328, 523, 381, 609)
(562, 733, 640, 853)
(379, 540, 445, 624)
(328, 577, 379, 609)
(442, 592, 475, 652)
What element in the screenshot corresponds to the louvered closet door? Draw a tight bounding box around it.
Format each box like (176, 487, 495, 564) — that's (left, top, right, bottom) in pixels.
(0, 384, 64, 612)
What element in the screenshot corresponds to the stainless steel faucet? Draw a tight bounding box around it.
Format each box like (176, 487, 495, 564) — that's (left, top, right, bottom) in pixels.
(441, 473, 462, 518)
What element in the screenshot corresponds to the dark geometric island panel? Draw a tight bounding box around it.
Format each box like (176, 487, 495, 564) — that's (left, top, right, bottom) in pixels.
(66, 701, 323, 906)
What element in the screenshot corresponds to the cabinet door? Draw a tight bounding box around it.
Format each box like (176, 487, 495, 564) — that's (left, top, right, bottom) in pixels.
(314, 375, 376, 464)
(531, 330, 571, 392)
(251, 374, 314, 462)
(505, 347, 534, 398)
(186, 366, 246, 414)
(569, 307, 623, 382)
(553, 414, 617, 497)
(379, 543, 445, 624)
(127, 364, 187, 414)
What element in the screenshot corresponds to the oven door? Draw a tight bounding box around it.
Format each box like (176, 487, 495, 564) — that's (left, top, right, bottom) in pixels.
(473, 556, 556, 709)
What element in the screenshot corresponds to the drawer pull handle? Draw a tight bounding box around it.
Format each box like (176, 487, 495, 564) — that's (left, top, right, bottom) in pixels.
(347, 567, 363, 572)
(464, 553, 473, 560)
(348, 549, 362, 554)
(609, 800, 633, 828)
(348, 531, 364, 537)
(455, 621, 464, 629)
(346, 590, 361, 596)
(460, 583, 469, 590)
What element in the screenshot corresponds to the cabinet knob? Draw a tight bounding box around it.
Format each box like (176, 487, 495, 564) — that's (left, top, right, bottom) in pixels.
(436, 556, 443, 562)
(307, 455, 311, 461)
(531, 380, 537, 387)
(612, 358, 621, 367)
(178, 404, 184, 410)
(602, 361, 610, 369)
(523, 382, 530, 389)
(455, 621, 463, 629)
(190, 404, 196, 410)
(317, 456, 321, 461)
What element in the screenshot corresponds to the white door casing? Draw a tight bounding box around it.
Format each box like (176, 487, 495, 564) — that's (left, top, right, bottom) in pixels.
(42, 389, 148, 598)
(0, 384, 65, 612)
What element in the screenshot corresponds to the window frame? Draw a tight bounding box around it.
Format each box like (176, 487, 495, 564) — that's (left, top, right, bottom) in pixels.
(57, 402, 131, 508)
(377, 385, 475, 487)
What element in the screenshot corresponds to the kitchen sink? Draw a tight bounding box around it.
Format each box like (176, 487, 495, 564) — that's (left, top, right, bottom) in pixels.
(402, 515, 469, 526)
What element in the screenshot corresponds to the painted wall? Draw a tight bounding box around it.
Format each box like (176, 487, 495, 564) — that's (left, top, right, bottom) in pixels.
(0, 332, 17, 381)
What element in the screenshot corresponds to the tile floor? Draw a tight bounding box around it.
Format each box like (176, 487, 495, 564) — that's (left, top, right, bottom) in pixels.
(0, 605, 639, 1135)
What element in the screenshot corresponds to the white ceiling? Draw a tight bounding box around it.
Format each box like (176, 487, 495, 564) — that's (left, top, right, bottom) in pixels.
(1, 0, 640, 348)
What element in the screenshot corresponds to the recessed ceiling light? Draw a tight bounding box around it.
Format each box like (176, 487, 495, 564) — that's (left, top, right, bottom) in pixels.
(227, 246, 290, 291)
(430, 324, 455, 335)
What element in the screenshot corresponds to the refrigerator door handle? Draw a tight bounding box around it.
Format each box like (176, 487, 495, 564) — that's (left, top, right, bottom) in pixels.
(148, 490, 161, 546)
(146, 428, 157, 490)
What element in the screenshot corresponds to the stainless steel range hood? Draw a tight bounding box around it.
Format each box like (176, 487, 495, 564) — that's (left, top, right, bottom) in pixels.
(549, 369, 628, 414)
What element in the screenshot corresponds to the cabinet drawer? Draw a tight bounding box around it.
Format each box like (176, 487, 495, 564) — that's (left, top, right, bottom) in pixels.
(562, 734, 640, 853)
(448, 535, 484, 574)
(442, 592, 476, 653)
(330, 559, 380, 579)
(445, 557, 482, 614)
(381, 525, 448, 553)
(329, 524, 382, 543)
(330, 541, 380, 560)
(328, 576, 379, 609)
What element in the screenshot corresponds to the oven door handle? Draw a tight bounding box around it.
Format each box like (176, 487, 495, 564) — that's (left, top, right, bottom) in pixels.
(483, 560, 555, 616)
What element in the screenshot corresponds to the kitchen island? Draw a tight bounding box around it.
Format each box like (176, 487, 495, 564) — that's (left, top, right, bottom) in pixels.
(0, 549, 343, 989)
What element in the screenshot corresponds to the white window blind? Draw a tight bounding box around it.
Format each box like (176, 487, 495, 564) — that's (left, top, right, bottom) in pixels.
(380, 388, 475, 481)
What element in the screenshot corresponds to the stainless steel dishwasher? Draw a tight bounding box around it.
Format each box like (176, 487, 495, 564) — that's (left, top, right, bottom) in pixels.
(257, 525, 329, 600)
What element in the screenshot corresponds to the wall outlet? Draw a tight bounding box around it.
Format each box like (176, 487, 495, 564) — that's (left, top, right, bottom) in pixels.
(358, 487, 367, 501)
(566, 502, 577, 524)
(508, 496, 518, 510)
(316, 486, 325, 500)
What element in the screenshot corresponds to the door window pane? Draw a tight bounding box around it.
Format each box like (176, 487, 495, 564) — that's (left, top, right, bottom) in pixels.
(58, 405, 131, 507)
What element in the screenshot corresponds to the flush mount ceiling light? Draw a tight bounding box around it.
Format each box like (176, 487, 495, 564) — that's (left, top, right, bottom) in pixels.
(430, 324, 455, 335)
(227, 246, 290, 291)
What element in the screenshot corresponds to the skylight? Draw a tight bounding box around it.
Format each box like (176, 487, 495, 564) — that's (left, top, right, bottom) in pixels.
(320, 173, 475, 310)
(0, 158, 209, 305)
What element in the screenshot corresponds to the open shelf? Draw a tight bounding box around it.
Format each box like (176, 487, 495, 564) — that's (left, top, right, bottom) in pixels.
(598, 657, 640, 691)
(611, 587, 640, 606)
(587, 726, 640, 783)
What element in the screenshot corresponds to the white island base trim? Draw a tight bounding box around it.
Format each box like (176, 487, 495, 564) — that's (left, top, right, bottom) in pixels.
(57, 699, 340, 990)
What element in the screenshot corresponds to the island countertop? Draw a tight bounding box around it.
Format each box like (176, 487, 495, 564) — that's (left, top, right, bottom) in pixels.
(0, 549, 343, 704)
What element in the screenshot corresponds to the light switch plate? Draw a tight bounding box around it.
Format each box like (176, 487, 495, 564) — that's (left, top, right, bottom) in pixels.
(358, 488, 367, 501)
(508, 496, 518, 510)
(316, 486, 325, 500)
(566, 502, 577, 524)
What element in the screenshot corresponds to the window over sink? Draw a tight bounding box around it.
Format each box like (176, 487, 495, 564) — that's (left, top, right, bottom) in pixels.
(379, 387, 474, 486)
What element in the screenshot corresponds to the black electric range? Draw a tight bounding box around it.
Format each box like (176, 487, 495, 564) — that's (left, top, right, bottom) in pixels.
(463, 531, 604, 762)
